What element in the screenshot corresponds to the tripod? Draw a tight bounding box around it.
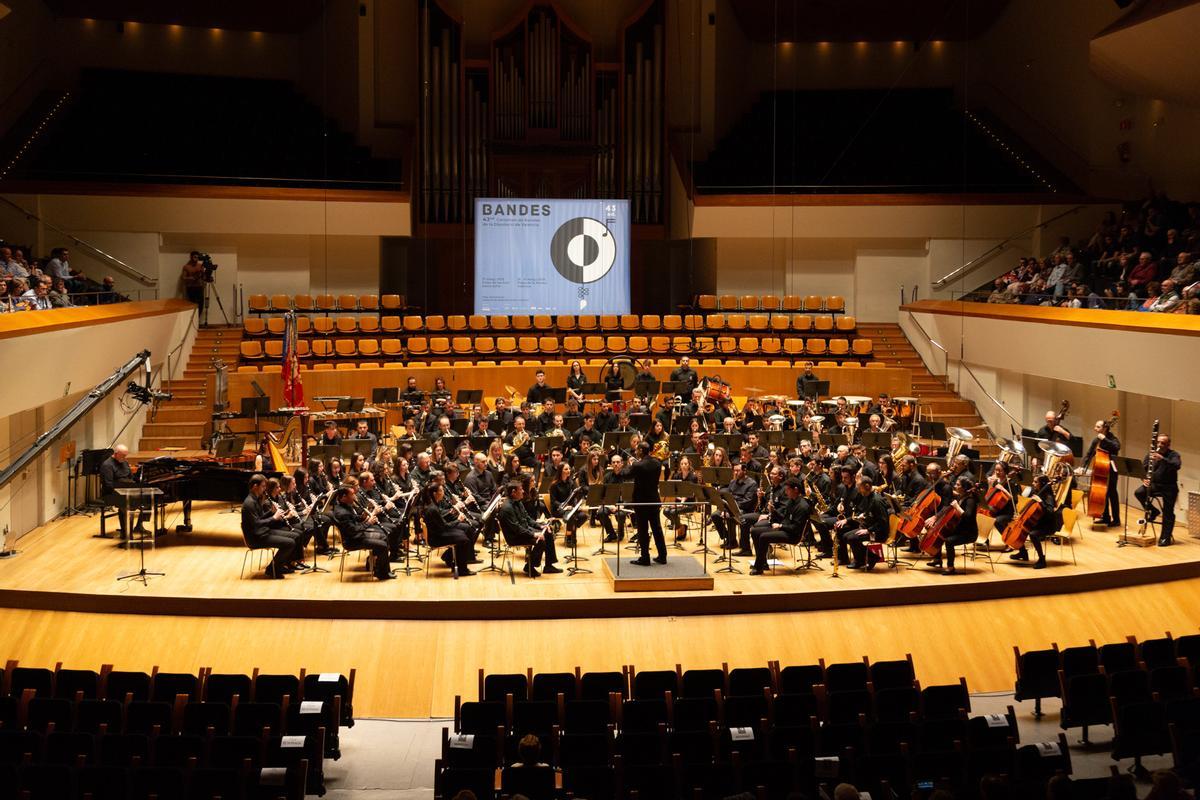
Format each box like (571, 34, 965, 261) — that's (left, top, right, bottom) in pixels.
(202, 279, 230, 327)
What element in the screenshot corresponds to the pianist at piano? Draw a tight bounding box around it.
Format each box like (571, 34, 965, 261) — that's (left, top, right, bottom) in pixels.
(98, 445, 146, 538)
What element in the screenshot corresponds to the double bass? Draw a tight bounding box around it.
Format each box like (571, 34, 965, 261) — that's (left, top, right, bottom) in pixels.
(1084, 411, 1119, 519)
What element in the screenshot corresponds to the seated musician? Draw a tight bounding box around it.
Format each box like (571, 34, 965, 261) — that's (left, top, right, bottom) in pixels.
(749, 479, 811, 575)
(1136, 432, 1181, 547)
(572, 414, 599, 452)
(710, 447, 730, 469)
(604, 363, 624, 392)
(527, 369, 554, 405)
(824, 467, 858, 560)
(243, 474, 302, 579)
(411, 452, 436, 487)
(838, 476, 890, 570)
(597, 453, 630, 543)
(420, 483, 475, 577)
(451, 443, 473, 475)
(683, 432, 706, 457)
(549, 463, 582, 547)
(430, 376, 452, 407)
(501, 453, 525, 484)
(470, 414, 498, 438)
(720, 415, 739, 436)
(318, 421, 342, 446)
(398, 417, 419, 440)
(713, 462, 758, 549)
(519, 473, 549, 524)
(485, 440, 505, 477)
(1010, 474, 1061, 569)
(535, 402, 557, 435)
(747, 433, 769, 462)
(348, 420, 378, 458)
(741, 399, 764, 433)
(947, 454, 973, 485)
(544, 413, 569, 441)
(897, 455, 928, 505)
(852, 444, 881, 484)
(283, 472, 332, 557)
(489, 397, 514, 433)
(265, 478, 314, 570)
(712, 396, 735, 430)
(669, 355, 699, 391)
(654, 395, 676, 431)
(868, 393, 890, 415)
(866, 414, 885, 434)
(496, 481, 561, 577)
(594, 401, 617, 433)
(736, 444, 762, 475)
(738, 464, 785, 556)
(796, 363, 820, 399)
(431, 415, 454, 441)
(925, 463, 951, 505)
(401, 377, 423, 405)
(357, 471, 406, 559)
(99, 444, 145, 537)
(831, 445, 860, 474)
(505, 415, 536, 468)
(646, 418, 668, 446)
(348, 452, 370, 478)
(376, 458, 418, 549)
(566, 360, 588, 405)
(464, 452, 499, 543)
(664, 455, 701, 542)
(983, 462, 1017, 538)
(924, 477, 980, 575)
(876, 454, 897, 496)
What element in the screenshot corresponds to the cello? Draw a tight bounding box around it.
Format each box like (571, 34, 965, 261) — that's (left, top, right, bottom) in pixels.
(896, 484, 941, 540)
(919, 502, 962, 556)
(1085, 411, 1119, 520)
(1001, 494, 1044, 551)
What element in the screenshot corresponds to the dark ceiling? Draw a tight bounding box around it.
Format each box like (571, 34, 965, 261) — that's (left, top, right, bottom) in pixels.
(728, 0, 1010, 43)
(44, 0, 328, 34)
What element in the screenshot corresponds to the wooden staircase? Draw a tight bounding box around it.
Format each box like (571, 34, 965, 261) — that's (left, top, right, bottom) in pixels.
(857, 323, 998, 458)
(138, 326, 243, 452)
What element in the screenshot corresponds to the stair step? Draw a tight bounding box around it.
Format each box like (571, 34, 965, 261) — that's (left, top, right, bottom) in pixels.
(142, 422, 208, 437)
(150, 406, 207, 422)
(139, 435, 206, 451)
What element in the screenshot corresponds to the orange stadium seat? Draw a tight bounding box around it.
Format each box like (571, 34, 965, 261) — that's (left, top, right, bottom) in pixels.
(599, 315, 619, 331)
(247, 294, 269, 313)
(383, 361, 404, 369)
(852, 339, 874, 356)
(360, 294, 380, 311)
(407, 337, 429, 356)
(584, 335, 605, 355)
(662, 315, 682, 331)
(556, 315, 577, 331)
(683, 314, 704, 331)
(474, 337, 496, 355)
(511, 315, 532, 330)
(539, 336, 558, 355)
(425, 315, 447, 331)
(380, 294, 403, 310)
(337, 294, 359, 311)
(358, 316, 380, 334)
(402, 316, 423, 332)
(692, 337, 715, 355)
(650, 336, 670, 354)
(237, 365, 258, 373)
(770, 315, 790, 333)
(313, 363, 334, 371)
(761, 338, 782, 356)
(760, 295, 781, 312)
(813, 315, 834, 332)
(562, 336, 584, 354)
(268, 294, 291, 312)
(866, 361, 886, 368)
(490, 315, 510, 331)
(334, 339, 357, 359)
(430, 337, 451, 356)
(791, 314, 812, 332)
(447, 315, 468, 331)
(381, 315, 402, 333)
(828, 338, 849, 356)
(469, 314, 488, 331)
(577, 315, 598, 331)
(841, 361, 860, 368)
(335, 363, 357, 371)
(748, 314, 769, 331)
(740, 295, 759, 311)
(817, 360, 838, 367)
(381, 339, 404, 358)
(716, 336, 737, 355)
(293, 294, 315, 312)
(725, 314, 747, 331)
(452, 337, 472, 355)
(671, 336, 692, 353)
(294, 316, 311, 335)
(781, 295, 802, 312)
(244, 319, 266, 337)
(496, 337, 517, 356)
(697, 294, 718, 311)
(264, 340, 284, 359)
(836, 315, 856, 332)
(826, 295, 845, 313)
(806, 338, 827, 356)
(312, 317, 335, 336)
(240, 341, 264, 360)
(533, 314, 553, 330)
(628, 336, 649, 354)
(311, 339, 333, 359)
(619, 314, 639, 331)
(358, 339, 381, 358)
(718, 294, 738, 310)
(641, 315, 661, 331)
(335, 317, 358, 335)
(607, 336, 627, 354)
(295, 340, 311, 358)
(358, 362, 380, 369)
(517, 336, 537, 354)
(739, 337, 760, 356)
(783, 339, 804, 358)
(706, 313, 725, 330)
(803, 295, 823, 312)
(315, 294, 337, 312)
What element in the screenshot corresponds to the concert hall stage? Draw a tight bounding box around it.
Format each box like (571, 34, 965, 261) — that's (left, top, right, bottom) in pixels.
(0, 501, 1195, 622)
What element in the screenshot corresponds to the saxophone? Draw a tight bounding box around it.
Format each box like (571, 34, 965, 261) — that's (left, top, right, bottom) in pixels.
(804, 474, 828, 514)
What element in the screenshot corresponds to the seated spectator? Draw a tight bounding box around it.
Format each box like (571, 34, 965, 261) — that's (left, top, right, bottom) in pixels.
(986, 279, 1010, 304)
(45, 246, 76, 281)
(49, 277, 75, 308)
(1125, 251, 1159, 290)
(1021, 278, 1051, 305)
(1147, 279, 1182, 313)
(1136, 281, 1162, 312)
(1167, 251, 1197, 285)
(0, 245, 27, 279)
(98, 275, 122, 304)
(21, 275, 53, 311)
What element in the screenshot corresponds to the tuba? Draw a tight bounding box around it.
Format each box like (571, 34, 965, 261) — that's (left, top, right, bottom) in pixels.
(945, 427, 975, 466)
(994, 437, 1026, 468)
(892, 432, 921, 461)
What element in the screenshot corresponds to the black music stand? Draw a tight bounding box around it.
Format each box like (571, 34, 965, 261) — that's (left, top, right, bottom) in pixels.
(694, 485, 721, 559)
(469, 436, 494, 452)
(372, 387, 399, 404)
(580, 382, 607, 398)
(586, 484, 613, 556)
(918, 421, 948, 442)
(668, 433, 689, 452)
(670, 416, 692, 434)
(336, 398, 366, 413)
(340, 440, 375, 460)
(456, 389, 483, 406)
(700, 466, 733, 486)
(1115, 456, 1149, 547)
(633, 379, 660, 399)
(819, 433, 849, 447)
(710, 434, 740, 452)
(629, 414, 652, 433)
(241, 396, 270, 417)
(602, 431, 635, 454)
(860, 432, 890, 454)
(450, 418, 470, 435)
(714, 489, 744, 573)
(214, 436, 247, 459)
(307, 444, 338, 465)
(801, 380, 830, 401)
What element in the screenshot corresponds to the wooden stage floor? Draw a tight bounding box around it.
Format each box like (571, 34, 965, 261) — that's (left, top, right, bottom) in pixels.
(0, 501, 1195, 620)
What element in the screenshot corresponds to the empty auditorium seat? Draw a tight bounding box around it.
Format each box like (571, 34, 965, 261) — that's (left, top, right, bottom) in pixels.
(739, 337, 760, 356)
(469, 314, 488, 331)
(315, 294, 337, 312)
(650, 336, 670, 354)
(662, 315, 682, 331)
(760, 295, 781, 312)
(828, 338, 850, 356)
(336, 294, 358, 311)
(358, 339, 381, 358)
(268, 294, 291, 312)
(803, 295, 823, 312)
(826, 295, 845, 313)
(761, 338, 782, 356)
(748, 314, 769, 331)
(335, 363, 356, 370)
(474, 337, 496, 355)
(295, 340, 311, 358)
(783, 339, 804, 358)
(311, 317, 334, 336)
(790, 314, 812, 332)
(240, 341, 264, 361)
(452, 337, 472, 356)
(497, 337, 518, 356)
(697, 294, 717, 310)
(806, 338, 827, 356)
(556, 315, 577, 330)
(641, 315, 661, 331)
(813, 315, 834, 332)
(836, 315, 856, 332)
(599, 315, 619, 331)
(402, 316, 423, 332)
(628, 336, 649, 354)
(607, 336, 627, 354)
(511, 315, 533, 330)
(725, 314, 747, 331)
(292, 294, 315, 312)
(582, 336, 604, 355)
(244, 319, 266, 337)
(619, 314, 639, 331)
(425, 315, 447, 332)
(430, 337, 451, 356)
(381, 339, 404, 358)
(311, 339, 333, 358)
(381, 316, 402, 333)
(671, 337, 692, 353)
(539, 336, 559, 355)
(359, 294, 380, 311)
(313, 362, 334, 370)
(577, 315, 598, 331)
(533, 314, 553, 330)
(739, 295, 759, 311)
(335, 317, 358, 335)
(718, 294, 738, 310)
(489, 315, 510, 331)
(852, 339, 874, 356)
(358, 316, 380, 334)
(381, 294, 403, 310)
(562, 336, 583, 354)
(781, 295, 802, 312)
(447, 315, 468, 331)
(770, 315, 790, 333)
(294, 316, 311, 335)
(714, 336, 735, 355)
(706, 313, 726, 330)
(264, 340, 283, 359)
(334, 339, 357, 359)
(407, 337, 429, 356)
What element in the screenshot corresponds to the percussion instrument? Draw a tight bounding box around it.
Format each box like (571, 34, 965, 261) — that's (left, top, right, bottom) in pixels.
(844, 395, 872, 414)
(892, 396, 919, 419)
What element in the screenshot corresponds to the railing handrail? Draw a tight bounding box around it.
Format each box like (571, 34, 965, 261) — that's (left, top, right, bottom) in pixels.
(931, 204, 1087, 290)
(0, 195, 157, 286)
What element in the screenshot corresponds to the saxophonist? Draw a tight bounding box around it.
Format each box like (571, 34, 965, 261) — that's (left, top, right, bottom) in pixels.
(839, 476, 890, 570)
(496, 481, 561, 577)
(711, 462, 758, 550)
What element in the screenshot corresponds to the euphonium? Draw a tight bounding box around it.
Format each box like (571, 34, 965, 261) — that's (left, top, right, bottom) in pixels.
(892, 432, 920, 461)
(651, 440, 670, 461)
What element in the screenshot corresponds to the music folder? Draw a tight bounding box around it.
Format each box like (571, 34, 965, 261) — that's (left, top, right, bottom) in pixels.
(548, 388, 568, 403)
(240, 396, 270, 417)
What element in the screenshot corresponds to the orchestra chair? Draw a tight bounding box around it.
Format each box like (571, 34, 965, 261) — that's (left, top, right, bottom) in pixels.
(724, 313, 747, 332)
(426, 315, 447, 332)
(836, 315, 856, 332)
(697, 294, 718, 311)
(641, 314, 662, 331)
(747, 314, 769, 332)
(738, 337, 760, 357)
(1068, 489, 1085, 539)
(358, 340, 381, 359)
(739, 294, 759, 312)
(381, 338, 404, 359)
(628, 336, 649, 354)
(244, 319, 267, 337)
(852, 339, 873, 358)
(1049, 508, 1079, 565)
(452, 337, 473, 357)
(671, 336, 692, 354)
(826, 295, 846, 313)
(496, 524, 537, 580)
(430, 337, 452, 357)
(806, 339, 827, 357)
(239, 537, 280, 580)
(769, 315, 790, 334)
(312, 316, 335, 337)
(240, 341, 265, 361)
(315, 294, 337, 313)
(425, 540, 460, 580)
(334, 339, 358, 360)
(381, 315, 402, 333)
(468, 314, 488, 331)
(268, 294, 291, 313)
(336, 294, 359, 312)
(517, 336, 538, 355)
(486, 315, 508, 331)
(533, 314, 553, 330)
(247, 294, 270, 314)
(556, 314, 577, 331)
(264, 363, 285, 372)
(407, 337, 429, 357)
(380, 294, 403, 311)
(718, 294, 738, 311)
(562, 336, 584, 355)
(264, 340, 284, 360)
(511, 315, 533, 331)
(359, 294, 380, 312)
(813, 315, 834, 333)
(293, 294, 315, 312)
(619, 314, 640, 332)
(358, 316, 380, 334)
(790, 314, 813, 332)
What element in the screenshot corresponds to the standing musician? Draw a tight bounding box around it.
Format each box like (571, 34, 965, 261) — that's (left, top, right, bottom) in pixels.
(603, 363, 624, 393)
(1077, 419, 1122, 527)
(738, 464, 786, 557)
(1010, 474, 1061, 569)
(401, 376, 423, 406)
(330, 484, 394, 580)
(421, 483, 476, 577)
(242, 476, 302, 579)
(566, 361, 588, 404)
(664, 455, 701, 542)
(796, 363, 820, 399)
(348, 419, 378, 458)
(839, 476, 890, 570)
(749, 479, 812, 575)
(712, 462, 758, 550)
(1136, 432, 1181, 546)
(670, 356, 699, 392)
(635, 359, 656, 384)
(924, 477, 980, 575)
(527, 369, 554, 405)
(496, 481, 561, 577)
(1037, 410, 1072, 445)
(628, 441, 667, 565)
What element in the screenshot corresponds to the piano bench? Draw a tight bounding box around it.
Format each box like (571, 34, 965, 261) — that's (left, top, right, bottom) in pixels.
(99, 505, 121, 538)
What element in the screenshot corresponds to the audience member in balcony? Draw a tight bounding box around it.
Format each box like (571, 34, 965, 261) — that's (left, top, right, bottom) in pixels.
(45, 247, 74, 281)
(21, 275, 53, 311)
(1135, 282, 1163, 312)
(1020, 278, 1051, 306)
(1045, 255, 1069, 298)
(0, 245, 26, 279)
(1167, 251, 1197, 286)
(181, 251, 206, 310)
(49, 277, 75, 308)
(98, 275, 122, 304)
(986, 279, 1010, 304)
(1146, 279, 1182, 313)
(1124, 251, 1159, 290)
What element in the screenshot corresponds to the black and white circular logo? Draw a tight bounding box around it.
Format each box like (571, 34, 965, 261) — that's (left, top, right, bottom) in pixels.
(549, 217, 617, 284)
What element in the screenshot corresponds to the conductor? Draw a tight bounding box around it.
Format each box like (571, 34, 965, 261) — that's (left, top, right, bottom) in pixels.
(629, 441, 667, 565)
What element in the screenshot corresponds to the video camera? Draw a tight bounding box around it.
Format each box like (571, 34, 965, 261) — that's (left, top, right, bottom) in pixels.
(127, 382, 173, 404)
(195, 252, 218, 283)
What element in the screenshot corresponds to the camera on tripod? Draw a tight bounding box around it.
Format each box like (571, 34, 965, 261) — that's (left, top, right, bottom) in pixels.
(128, 382, 173, 404)
(196, 252, 218, 283)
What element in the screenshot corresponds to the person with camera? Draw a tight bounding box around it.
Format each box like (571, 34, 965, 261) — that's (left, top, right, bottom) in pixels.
(181, 251, 206, 310)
